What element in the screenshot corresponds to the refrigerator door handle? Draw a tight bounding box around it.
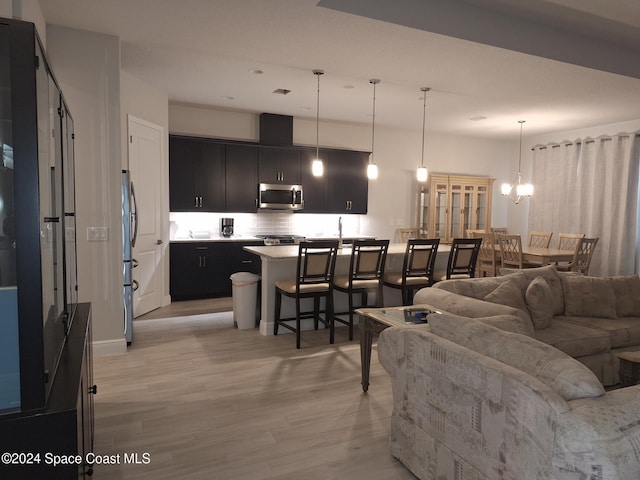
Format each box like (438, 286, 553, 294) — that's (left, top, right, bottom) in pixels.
(132, 279, 140, 292)
(131, 181, 139, 248)
(132, 258, 139, 268)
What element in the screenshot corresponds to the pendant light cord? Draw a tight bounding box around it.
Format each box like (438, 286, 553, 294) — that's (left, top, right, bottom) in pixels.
(370, 80, 378, 164)
(313, 70, 324, 159)
(420, 87, 430, 167)
(517, 120, 524, 172)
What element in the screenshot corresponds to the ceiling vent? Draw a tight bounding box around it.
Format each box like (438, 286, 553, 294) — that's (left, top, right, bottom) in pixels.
(273, 88, 291, 95)
(259, 113, 293, 146)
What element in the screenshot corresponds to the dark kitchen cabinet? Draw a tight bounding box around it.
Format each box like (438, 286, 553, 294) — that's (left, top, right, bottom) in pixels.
(169, 136, 225, 211)
(258, 146, 300, 184)
(0, 18, 92, 479)
(299, 147, 329, 213)
(170, 242, 230, 299)
(170, 241, 262, 299)
(327, 150, 369, 213)
(225, 144, 258, 212)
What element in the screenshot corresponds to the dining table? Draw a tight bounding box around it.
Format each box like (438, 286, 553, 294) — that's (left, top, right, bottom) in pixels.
(521, 245, 575, 264)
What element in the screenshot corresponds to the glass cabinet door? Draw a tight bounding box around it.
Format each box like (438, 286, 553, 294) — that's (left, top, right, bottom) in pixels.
(61, 101, 77, 314)
(434, 182, 448, 238)
(418, 185, 429, 237)
(449, 183, 462, 239)
(463, 185, 475, 237)
(0, 23, 20, 412)
(475, 186, 488, 230)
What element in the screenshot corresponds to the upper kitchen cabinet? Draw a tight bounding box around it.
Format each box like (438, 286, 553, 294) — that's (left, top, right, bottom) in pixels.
(258, 146, 300, 184)
(169, 136, 225, 212)
(299, 147, 328, 213)
(225, 144, 258, 212)
(326, 149, 369, 214)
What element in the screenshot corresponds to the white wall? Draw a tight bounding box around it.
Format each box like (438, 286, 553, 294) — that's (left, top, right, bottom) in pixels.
(120, 70, 171, 307)
(169, 103, 512, 240)
(47, 26, 125, 354)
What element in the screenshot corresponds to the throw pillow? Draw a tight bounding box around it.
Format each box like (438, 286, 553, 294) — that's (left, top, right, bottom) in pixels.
(483, 281, 529, 315)
(525, 276, 554, 329)
(499, 265, 564, 315)
(561, 276, 617, 319)
(608, 275, 640, 317)
(429, 313, 605, 401)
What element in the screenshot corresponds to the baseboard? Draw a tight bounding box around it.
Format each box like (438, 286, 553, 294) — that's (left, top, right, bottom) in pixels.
(163, 294, 172, 307)
(93, 338, 127, 356)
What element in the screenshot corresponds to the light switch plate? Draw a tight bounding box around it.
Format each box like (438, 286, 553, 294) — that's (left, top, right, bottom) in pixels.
(87, 227, 109, 241)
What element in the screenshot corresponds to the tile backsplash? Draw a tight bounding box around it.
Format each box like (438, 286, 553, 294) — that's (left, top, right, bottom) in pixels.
(170, 212, 364, 239)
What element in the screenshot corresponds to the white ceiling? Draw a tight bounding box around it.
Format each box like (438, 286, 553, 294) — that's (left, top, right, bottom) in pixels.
(40, 0, 640, 139)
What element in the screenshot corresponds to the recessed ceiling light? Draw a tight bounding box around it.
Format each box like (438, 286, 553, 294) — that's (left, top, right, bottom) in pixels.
(343, 85, 355, 89)
(299, 106, 312, 110)
(249, 68, 264, 75)
(469, 115, 487, 121)
(220, 95, 235, 101)
(273, 88, 291, 95)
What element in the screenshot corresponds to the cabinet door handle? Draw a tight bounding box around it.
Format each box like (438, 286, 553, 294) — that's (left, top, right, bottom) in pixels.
(88, 385, 97, 395)
(242, 260, 252, 264)
(195, 196, 199, 208)
(202, 256, 206, 267)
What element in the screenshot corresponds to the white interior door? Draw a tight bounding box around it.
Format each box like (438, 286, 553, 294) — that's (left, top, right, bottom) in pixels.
(128, 115, 164, 317)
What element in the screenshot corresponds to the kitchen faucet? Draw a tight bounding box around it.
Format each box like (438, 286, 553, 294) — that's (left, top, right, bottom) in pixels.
(338, 216, 343, 249)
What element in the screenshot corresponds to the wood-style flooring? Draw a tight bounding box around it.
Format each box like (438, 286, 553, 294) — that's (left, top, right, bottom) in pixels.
(92, 302, 417, 479)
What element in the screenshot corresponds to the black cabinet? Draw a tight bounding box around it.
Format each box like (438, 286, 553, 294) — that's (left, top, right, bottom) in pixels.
(258, 146, 300, 184)
(225, 144, 258, 212)
(170, 241, 262, 299)
(169, 136, 225, 211)
(298, 148, 369, 214)
(327, 150, 369, 213)
(170, 242, 230, 299)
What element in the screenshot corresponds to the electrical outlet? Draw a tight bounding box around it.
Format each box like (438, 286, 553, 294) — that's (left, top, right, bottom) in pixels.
(87, 227, 109, 241)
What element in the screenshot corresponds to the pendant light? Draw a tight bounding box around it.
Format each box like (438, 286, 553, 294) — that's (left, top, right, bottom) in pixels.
(311, 69, 324, 177)
(367, 79, 380, 180)
(501, 120, 534, 204)
(416, 87, 430, 182)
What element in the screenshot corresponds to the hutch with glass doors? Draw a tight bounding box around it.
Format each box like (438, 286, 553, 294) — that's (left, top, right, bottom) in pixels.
(418, 174, 494, 243)
(0, 17, 94, 479)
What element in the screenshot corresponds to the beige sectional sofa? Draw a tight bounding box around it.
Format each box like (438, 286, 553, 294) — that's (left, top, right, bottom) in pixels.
(378, 314, 640, 480)
(412, 265, 640, 385)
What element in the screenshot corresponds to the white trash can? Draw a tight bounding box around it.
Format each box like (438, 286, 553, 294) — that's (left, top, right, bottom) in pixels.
(230, 272, 261, 329)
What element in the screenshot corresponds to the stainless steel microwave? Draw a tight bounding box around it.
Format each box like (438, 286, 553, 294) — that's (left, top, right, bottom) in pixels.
(258, 183, 304, 210)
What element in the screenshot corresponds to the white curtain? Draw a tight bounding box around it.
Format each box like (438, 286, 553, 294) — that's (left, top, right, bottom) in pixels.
(529, 133, 640, 276)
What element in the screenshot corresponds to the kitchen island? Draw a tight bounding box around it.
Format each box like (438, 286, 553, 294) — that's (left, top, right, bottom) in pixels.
(244, 243, 452, 337)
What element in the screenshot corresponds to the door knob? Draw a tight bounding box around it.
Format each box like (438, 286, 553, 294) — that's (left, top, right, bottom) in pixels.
(156, 239, 163, 245)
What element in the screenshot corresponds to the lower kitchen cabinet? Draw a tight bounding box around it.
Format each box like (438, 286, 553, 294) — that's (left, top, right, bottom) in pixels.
(170, 241, 262, 299)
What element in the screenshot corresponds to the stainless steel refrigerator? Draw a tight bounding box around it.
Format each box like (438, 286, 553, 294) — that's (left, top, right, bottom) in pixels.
(122, 170, 138, 345)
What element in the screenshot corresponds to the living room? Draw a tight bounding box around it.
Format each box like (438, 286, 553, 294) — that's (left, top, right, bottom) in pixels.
(2, 0, 640, 478)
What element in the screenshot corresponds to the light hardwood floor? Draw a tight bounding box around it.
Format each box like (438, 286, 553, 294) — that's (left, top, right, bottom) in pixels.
(92, 308, 417, 479)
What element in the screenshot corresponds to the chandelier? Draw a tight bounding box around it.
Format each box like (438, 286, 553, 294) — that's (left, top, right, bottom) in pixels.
(501, 120, 533, 204)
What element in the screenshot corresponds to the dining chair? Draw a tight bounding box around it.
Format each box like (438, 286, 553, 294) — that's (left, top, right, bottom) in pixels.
(274, 240, 339, 349)
(333, 239, 389, 341)
(397, 228, 419, 243)
(433, 237, 482, 281)
(471, 231, 500, 277)
(560, 237, 599, 275)
(556, 232, 585, 270)
(496, 233, 526, 270)
(383, 238, 440, 305)
(528, 231, 553, 248)
(490, 227, 508, 236)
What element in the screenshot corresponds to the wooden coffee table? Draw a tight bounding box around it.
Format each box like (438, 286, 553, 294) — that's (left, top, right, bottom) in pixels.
(616, 351, 640, 387)
(355, 304, 439, 392)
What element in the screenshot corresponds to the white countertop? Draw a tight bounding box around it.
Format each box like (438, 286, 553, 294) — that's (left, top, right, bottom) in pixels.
(170, 234, 377, 244)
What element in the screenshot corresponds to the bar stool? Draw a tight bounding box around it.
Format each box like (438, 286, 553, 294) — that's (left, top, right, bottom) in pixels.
(383, 238, 440, 305)
(274, 240, 339, 349)
(433, 237, 482, 281)
(333, 239, 389, 341)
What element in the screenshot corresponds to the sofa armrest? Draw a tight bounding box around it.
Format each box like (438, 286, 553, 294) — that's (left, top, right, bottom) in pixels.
(378, 326, 568, 480)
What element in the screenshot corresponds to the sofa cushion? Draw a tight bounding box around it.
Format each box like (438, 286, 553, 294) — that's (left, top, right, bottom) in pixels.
(561, 315, 640, 349)
(429, 313, 605, 401)
(525, 276, 554, 329)
(561, 276, 617, 319)
(499, 265, 565, 315)
(534, 317, 611, 357)
(608, 275, 640, 317)
(484, 281, 529, 316)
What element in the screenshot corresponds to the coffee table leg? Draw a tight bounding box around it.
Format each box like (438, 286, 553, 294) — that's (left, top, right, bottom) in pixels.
(360, 315, 373, 392)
